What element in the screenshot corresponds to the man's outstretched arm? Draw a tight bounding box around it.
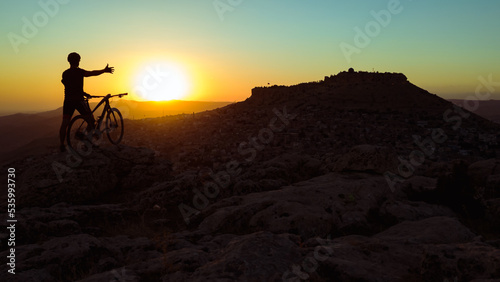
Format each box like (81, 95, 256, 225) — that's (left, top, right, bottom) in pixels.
(84, 64, 114, 77)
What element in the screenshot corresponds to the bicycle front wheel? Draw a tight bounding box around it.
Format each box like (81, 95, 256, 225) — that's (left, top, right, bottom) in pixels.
(67, 115, 93, 156)
(106, 108, 124, 145)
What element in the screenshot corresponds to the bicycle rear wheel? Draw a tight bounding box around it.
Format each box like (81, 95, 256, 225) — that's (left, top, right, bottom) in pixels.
(67, 115, 93, 156)
(106, 108, 124, 145)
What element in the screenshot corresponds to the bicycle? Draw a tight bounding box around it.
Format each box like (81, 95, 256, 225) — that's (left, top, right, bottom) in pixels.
(66, 93, 128, 155)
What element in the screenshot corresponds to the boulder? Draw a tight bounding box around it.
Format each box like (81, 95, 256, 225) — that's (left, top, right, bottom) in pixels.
(374, 216, 476, 244)
(468, 159, 500, 187)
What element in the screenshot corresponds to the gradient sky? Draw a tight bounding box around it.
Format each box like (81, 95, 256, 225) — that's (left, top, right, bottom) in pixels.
(1, 0, 499, 113)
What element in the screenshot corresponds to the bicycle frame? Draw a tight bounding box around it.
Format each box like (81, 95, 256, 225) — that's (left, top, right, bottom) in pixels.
(89, 95, 111, 131)
(86, 93, 127, 131)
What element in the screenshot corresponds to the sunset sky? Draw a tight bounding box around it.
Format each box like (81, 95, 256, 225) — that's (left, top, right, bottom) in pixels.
(1, 0, 499, 114)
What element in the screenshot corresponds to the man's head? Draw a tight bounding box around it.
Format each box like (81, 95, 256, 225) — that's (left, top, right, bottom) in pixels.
(67, 52, 80, 67)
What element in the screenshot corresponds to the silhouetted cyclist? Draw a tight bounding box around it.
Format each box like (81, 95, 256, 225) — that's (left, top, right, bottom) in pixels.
(59, 52, 114, 152)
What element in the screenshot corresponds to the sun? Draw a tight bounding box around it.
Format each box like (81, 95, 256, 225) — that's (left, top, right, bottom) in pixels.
(133, 60, 190, 101)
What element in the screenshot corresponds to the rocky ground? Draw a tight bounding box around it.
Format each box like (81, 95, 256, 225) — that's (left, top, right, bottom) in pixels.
(1, 144, 499, 281)
(1, 73, 500, 281)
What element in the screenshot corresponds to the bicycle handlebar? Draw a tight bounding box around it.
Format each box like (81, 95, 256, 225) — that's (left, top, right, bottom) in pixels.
(89, 93, 128, 99)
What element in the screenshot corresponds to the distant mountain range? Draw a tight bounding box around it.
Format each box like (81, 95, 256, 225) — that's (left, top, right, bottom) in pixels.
(111, 99, 233, 119)
(449, 99, 500, 124)
(0, 100, 232, 164)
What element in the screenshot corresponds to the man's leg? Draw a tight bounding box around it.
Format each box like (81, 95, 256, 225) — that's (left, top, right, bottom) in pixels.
(76, 100, 95, 128)
(76, 100, 98, 143)
(84, 114, 96, 131)
(59, 100, 75, 152)
(59, 117, 71, 151)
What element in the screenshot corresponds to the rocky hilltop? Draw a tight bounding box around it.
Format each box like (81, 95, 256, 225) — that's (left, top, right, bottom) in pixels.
(1, 70, 500, 281)
(249, 69, 449, 112)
